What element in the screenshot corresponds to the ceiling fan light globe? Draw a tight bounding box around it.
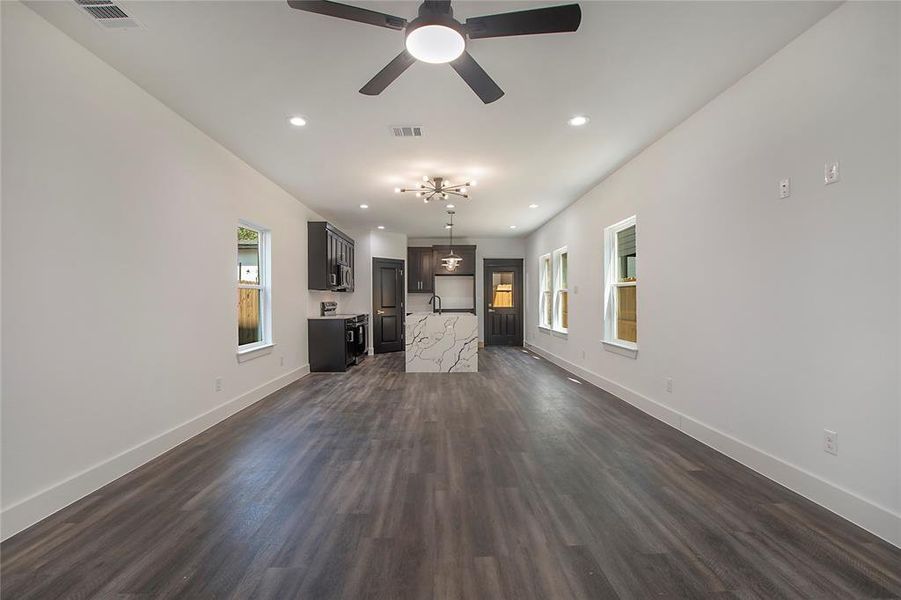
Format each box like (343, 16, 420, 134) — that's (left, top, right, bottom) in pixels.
(405, 25, 465, 64)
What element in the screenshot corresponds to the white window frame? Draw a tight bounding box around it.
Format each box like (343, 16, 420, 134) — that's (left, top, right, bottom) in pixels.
(603, 216, 637, 357)
(237, 221, 273, 361)
(538, 253, 552, 329)
(552, 246, 568, 334)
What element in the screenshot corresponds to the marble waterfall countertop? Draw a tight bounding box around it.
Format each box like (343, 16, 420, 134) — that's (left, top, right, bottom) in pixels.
(405, 312, 478, 373)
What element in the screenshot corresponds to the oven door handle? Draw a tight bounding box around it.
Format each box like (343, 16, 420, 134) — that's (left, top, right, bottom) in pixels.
(346, 330, 354, 342)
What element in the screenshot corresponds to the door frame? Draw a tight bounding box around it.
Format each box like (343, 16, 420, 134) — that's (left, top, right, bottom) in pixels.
(483, 258, 524, 346)
(372, 257, 405, 354)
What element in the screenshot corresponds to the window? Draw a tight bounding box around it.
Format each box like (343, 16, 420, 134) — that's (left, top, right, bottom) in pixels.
(539, 253, 552, 328)
(604, 216, 637, 352)
(553, 247, 568, 333)
(237, 223, 271, 354)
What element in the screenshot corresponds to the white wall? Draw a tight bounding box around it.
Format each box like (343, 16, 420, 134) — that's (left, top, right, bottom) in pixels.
(525, 2, 900, 547)
(0, 1, 321, 539)
(408, 237, 525, 341)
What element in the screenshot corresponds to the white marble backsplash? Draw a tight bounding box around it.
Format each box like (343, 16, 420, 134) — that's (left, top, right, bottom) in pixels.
(405, 313, 478, 373)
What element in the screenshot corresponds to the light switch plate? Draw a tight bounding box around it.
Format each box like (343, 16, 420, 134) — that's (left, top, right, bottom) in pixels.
(824, 161, 840, 185)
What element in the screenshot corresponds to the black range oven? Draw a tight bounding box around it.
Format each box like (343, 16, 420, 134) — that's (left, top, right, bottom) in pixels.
(345, 314, 368, 366)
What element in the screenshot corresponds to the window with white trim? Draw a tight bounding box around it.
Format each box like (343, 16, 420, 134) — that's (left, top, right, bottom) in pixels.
(604, 216, 637, 348)
(552, 247, 568, 333)
(237, 223, 271, 351)
(539, 253, 552, 329)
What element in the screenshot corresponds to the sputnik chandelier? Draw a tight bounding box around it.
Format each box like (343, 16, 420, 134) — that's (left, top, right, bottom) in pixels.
(394, 176, 476, 203)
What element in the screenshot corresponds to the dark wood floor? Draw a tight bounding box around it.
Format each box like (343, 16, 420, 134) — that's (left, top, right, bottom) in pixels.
(2, 348, 899, 599)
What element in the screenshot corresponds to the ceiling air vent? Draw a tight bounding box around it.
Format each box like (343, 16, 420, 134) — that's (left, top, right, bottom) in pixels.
(74, 0, 142, 29)
(391, 126, 423, 138)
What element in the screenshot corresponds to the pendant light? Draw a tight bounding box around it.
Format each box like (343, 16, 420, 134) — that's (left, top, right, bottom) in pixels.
(442, 211, 463, 272)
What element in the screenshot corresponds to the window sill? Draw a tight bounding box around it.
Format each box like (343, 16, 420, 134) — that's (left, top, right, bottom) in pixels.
(551, 329, 568, 339)
(538, 325, 552, 334)
(602, 340, 638, 359)
(237, 342, 275, 363)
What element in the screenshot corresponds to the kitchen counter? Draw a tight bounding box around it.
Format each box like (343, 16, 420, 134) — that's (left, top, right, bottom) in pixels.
(405, 312, 478, 373)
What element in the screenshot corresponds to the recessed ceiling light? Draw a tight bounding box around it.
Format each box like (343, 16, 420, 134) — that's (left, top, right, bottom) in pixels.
(377, 225, 385, 230)
(568, 115, 589, 127)
(509, 225, 517, 229)
(446, 204, 455, 209)
(529, 203, 539, 208)
(288, 116, 307, 127)
(359, 204, 369, 209)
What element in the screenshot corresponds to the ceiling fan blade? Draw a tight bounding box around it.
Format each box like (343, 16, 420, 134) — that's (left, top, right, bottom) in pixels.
(287, 1, 406, 30)
(465, 4, 581, 39)
(450, 51, 504, 104)
(359, 50, 417, 96)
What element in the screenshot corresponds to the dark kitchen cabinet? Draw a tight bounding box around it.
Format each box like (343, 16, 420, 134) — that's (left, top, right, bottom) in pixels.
(308, 221, 354, 291)
(308, 315, 368, 372)
(407, 246, 434, 293)
(432, 245, 476, 276)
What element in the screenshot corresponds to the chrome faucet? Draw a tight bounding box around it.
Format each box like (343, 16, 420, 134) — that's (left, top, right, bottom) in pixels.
(428, 294, 443, 314)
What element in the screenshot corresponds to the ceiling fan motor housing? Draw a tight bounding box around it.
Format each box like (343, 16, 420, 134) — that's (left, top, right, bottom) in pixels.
(405, 12, 465, 43)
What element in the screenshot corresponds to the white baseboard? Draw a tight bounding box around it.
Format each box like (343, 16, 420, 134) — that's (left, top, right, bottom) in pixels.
(524, 342, 901, 549)
(0, 365, 310, 541)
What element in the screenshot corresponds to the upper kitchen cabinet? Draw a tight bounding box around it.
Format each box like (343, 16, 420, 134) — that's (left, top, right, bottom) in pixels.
(407, 246, 434, 293)
(432, 245, 476, 276)
(308, 222, 354, 292)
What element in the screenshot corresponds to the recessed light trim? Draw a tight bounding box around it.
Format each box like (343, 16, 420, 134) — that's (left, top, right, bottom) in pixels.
(288, 116, 307, 127)
(446, 204, 455, 208)
(529, 203, 539, 208)
(377, 225, 385, 230)
(509, 225, 517, 229)
(359, 204, 369, 209)
(568, 115, 589, 127)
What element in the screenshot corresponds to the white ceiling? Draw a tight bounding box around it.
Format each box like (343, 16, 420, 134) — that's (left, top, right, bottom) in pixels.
(26, 0, 837, 238)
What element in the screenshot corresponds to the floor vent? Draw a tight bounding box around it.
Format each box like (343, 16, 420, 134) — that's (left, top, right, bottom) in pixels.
(391, 126, 423, 138)
(75, 0, 141, 29)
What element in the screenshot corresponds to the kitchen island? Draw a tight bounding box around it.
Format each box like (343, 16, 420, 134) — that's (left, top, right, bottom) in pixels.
(405, 312, 478, 372)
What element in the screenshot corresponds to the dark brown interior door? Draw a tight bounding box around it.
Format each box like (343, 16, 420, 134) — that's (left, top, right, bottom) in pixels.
(484, 258, 523, 346)
(372, 258, 405, 353)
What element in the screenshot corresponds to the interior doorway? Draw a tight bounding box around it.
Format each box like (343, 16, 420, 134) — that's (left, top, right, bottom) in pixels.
(483, 258, 523, 346)
(372, 257, 405, 353)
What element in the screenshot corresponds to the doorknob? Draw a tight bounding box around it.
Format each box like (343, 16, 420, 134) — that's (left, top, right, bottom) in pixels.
(488, 309, 495, 313)
(377, 310, 385, 315)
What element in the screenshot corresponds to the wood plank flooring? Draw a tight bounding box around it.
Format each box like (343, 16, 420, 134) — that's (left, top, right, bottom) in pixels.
(2, 348, 899, 599)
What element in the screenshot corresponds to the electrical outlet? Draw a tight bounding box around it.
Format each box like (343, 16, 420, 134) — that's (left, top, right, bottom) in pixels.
(779, 178, 791, 199)
(824, 161, 840, 185)
(824, 429, 838, 455)
(215, 377, 223, 392)
(666, 377, 673, 393)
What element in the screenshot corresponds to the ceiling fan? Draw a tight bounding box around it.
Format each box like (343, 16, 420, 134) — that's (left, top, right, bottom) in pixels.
(286, 0, 582, 104)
